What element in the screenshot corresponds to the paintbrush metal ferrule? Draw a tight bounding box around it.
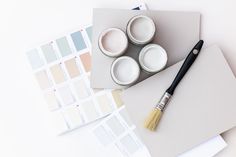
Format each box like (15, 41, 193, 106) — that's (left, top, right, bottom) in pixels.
(155, 92, 172, 111)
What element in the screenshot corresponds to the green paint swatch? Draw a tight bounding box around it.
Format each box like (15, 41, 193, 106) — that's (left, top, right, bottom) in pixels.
(41, 43, 57, 63)
(86, 26, 92, 42)
(56, 37, 72, 57)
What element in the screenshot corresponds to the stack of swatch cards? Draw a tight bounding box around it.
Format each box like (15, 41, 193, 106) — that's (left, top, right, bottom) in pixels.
(26, 3, 231, 157)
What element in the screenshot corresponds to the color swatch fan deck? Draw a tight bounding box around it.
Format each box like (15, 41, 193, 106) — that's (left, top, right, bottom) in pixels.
(26, 26, 121, 135)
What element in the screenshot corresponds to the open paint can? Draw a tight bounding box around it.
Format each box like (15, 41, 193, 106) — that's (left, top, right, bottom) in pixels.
(139, 44, 167, 73)
(111, 56, 140, 86)
(99, 28, 128, 57)
(126, 15, 156, 45)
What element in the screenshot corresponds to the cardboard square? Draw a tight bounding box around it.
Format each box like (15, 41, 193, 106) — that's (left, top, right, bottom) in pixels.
(91, 9, 200, 88)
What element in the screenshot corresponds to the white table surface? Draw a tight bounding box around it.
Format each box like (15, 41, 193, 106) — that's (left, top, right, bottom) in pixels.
(0, 0, 235, 157)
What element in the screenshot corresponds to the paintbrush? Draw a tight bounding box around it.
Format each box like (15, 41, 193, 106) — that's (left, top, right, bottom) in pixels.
(144, 40, 204, 131)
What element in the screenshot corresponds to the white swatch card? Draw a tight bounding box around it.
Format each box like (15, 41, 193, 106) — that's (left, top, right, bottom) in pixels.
(92, 106, 227, 157)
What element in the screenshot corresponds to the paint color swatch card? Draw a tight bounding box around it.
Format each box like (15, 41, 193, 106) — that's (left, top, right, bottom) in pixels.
(26, 27, 124, 135)
(92, 106, 152, 157)
(122, 45, 236, 157)
(92, 106, 227, 157)
(26, 3, 146, 135)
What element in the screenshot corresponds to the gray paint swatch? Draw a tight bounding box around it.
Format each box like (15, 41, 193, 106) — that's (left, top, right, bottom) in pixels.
(41, 43, 57, 63)
(56, 37, 72, 57)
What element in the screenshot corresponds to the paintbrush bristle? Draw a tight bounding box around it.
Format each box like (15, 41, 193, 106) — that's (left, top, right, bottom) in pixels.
(144, 108, 162, 131)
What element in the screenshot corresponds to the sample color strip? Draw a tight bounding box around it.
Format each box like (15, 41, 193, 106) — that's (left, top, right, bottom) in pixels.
(63, 106, 83, 128)
(81, 100, 99, 122)
(93, 126, 114, 146)
(44, 91, 60, 111)
(50, 64, 66, 84)
(35, 70, 52, 89)
(57, 86, 75, 105)
(26, 49, 44, 69)
(71, 31, 87, 51)
(73, 79, 89, 99)
(56, 37, 72, 57)
(106, 116, 125, 136)
(86, 26, 92, 42)
(111, 90, 123, 108)
(80, 52, 91, 72)
(119, 107, 133, 127)
(41, 42, 58, 63)
(96, 94, 113, 115)
(64, 58, 80, 78)
(120, 134, 140, 154)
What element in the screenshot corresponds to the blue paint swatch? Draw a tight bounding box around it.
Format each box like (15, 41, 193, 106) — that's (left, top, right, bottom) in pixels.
(41, 42, 58, 63)
(56, 37, 72, 57)
(86, 26, 92, 42)
(26, 49, 44, 69)
(71, 31, 87, 51)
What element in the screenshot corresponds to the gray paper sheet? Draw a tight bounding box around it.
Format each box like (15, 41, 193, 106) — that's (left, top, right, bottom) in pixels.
(122, 45, 236, 157)
(91, 9, 200, 89)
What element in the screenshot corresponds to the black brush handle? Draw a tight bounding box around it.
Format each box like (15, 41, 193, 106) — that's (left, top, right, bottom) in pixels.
(166, 40, 204, 95)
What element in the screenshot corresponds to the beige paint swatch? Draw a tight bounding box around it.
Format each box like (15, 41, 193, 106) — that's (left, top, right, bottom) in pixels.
(111, 90, 123, 108)
(50, 64, 66, 84)
(96, 94, 113, 114)
(35, 70, 52, 89)
(44, 91, 60, 111)
(64, 58, 80, 78)
(81, 100, 99, 122)
(80, 52, 91, 72)
(63, 107, 83, 128)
